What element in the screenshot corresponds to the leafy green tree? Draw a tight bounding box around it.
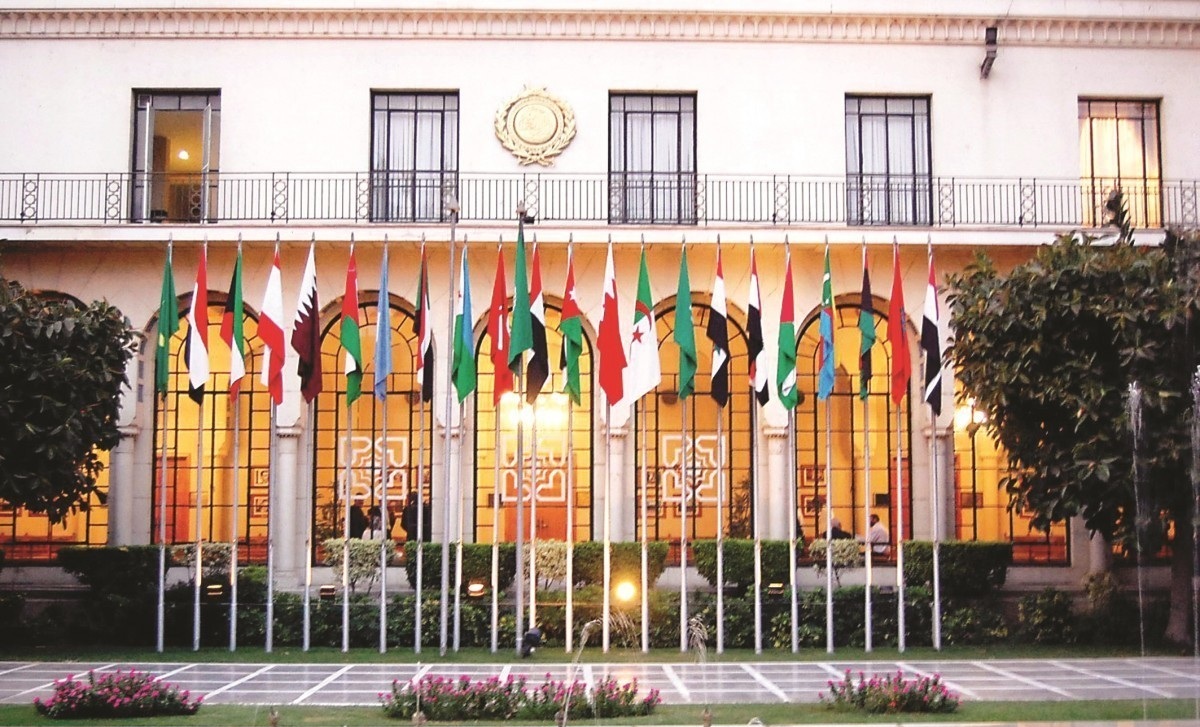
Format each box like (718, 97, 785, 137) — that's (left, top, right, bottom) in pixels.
(945, 200, 1200, 644)
(0, 275, 134, 522)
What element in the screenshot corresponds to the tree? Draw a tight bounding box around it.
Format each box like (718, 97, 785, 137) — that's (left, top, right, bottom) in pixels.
(945, 201, 1200, 644)
(0, 275, 134, 523)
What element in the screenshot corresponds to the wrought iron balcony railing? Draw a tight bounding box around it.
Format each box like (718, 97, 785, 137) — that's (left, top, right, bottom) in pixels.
(1, 171, 1196, 230)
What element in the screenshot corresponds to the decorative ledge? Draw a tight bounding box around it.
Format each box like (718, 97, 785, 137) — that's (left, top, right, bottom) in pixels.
(2, 9, 1198, 49)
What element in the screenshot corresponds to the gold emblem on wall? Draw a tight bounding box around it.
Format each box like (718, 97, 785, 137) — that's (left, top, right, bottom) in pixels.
(495, 86, 576, 166)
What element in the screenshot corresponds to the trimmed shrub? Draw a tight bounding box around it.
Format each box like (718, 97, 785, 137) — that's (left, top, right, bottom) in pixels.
(571, 541, 668, 586)
(1017, 587, 1076, 645)
(692, 539, 795, 596)
(902, 541, 1012, 597)
(56, 545, 160, 596)
(404, 542, 517, 592)
(943, 603, 1009, 645)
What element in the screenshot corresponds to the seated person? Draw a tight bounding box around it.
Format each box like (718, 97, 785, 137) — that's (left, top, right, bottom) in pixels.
(864, 513, 890, 554)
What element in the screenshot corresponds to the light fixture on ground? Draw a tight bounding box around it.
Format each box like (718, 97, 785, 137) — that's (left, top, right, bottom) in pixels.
(318, 584, 337, 601)
(615, 580, 637, 603)
(466, 580, 487, 598)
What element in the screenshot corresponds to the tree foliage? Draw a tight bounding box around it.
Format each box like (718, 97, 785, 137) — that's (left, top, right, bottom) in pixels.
(945, 218, 1200, 551)
(0, 276, 134, 522)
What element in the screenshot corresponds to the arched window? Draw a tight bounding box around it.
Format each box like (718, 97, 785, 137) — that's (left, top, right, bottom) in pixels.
(796, 298, 909, 549)
(637, 302, 753, 561)
(474, 305, 593, 544)
(952, 391, 1069, 564)
(152, 303, 272, 561)
(312, 300, 419, 554)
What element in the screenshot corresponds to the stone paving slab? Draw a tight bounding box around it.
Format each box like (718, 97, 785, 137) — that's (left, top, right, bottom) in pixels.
(0, 658, 1197, 707)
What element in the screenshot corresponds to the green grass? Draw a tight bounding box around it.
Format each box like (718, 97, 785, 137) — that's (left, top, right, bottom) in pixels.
(0, 641, 1184, 664)
(0, 700, 1195, 726)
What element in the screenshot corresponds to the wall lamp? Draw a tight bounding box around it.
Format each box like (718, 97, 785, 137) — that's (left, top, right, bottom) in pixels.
(980, 26, 998, 79)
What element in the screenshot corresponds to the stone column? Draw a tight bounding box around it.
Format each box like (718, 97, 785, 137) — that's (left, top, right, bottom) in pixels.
(274, 424, 301, 583)
(604, 423, 630, 541)
(108, 425, 139, 545)
(763, 425, 791, 540)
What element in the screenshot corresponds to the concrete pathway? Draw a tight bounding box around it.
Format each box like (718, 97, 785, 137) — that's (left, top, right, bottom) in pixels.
(0, 657, 1198, 708)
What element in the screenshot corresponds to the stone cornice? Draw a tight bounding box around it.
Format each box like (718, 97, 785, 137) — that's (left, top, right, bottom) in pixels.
(2, 8, 1198, 49)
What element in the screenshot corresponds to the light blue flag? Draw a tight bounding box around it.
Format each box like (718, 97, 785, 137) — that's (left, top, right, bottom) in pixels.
(373, 243, 392, 401)
(817, 245, 835, 401)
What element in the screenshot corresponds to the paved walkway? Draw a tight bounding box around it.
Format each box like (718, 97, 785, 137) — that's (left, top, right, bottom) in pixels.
(1, 657, 1199, 707)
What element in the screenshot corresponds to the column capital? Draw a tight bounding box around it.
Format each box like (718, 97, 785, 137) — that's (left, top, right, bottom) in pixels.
(763, 425, 790, 440)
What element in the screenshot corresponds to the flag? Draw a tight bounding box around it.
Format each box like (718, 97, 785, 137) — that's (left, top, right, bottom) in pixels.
(707, 246, 730, 409)
(624, 246, 661, 404)
(259, 248, 286, 407)
(597, 240, 626, 406)
(220, 249, 245, 398)
(747, 248, 768, 406)
(559, 247, 584, 406)
(488, 248, 513, 405)
(817, 245, 835, 401)
(155, 247, 179, 398)
(888, 241, 911, 406)
(674, 247, 697, 400)
(508, 226, 532, 377)
(291, 244, 322, 403)
(342, 250, 364, 406)
(525, 243, 549, 403)
(922, 250, 943, 415)
(858, 247, 877, 401)
(452, 248, 476, 403)
(185, 246, 210, 405)
(776, 248, 799, 410)
(416, 244, 434, 403)
(374, 242, 393, 401)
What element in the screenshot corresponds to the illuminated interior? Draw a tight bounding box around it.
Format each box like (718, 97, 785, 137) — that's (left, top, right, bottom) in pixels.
(1079, 98, 1161, 229)
(153, 303, 271, 560)
(474, 305, 594, 544)
(637, 302, 753, 563)
(952, 391, 1069, 564)
(312, 299, 419, 552)
(796, 299, 907, 549)
(0, 450, 108, 562)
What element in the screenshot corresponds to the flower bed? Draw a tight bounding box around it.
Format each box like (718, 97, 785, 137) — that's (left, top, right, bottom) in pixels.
(34, 669, 202, 719)
(819, 669, 960, 714)
(380, 673, 660, 721)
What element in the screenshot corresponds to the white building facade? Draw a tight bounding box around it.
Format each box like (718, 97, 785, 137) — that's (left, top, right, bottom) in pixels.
(1, 0, 1198, 592)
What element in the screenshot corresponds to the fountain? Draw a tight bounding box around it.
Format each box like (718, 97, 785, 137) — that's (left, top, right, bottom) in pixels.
(688, 616, 712, 726)
(557, 618, 602, 727)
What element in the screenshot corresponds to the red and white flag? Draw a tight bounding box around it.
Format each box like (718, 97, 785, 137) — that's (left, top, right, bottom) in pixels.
(185, 245, 210, 404)
(259, 247, 286, 406)
(597, 240, 627, 407)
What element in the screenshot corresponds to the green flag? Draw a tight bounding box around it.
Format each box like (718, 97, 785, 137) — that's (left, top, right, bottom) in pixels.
(559, 248, 584, 405)
(674, 247, 697, 400)
(452, 249, 476, 403)
(777, 248, 800, 410)
(341, 250, 364, 406)
(155, 246, 179, 397)
(858, 248, 877, 400)
(507, 225, 532, 374)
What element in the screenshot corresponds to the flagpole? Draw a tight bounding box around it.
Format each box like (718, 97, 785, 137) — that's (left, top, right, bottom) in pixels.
(190, 239, 209, 653)
(265, 400, 277, 653)
(230, 346, 240, 653)
(378, 236, 391, 655)
(416, 366, 427, 654)
(490, 239, 502, 655)
(679, 392, 688, 653)
(820, 238, 835, 656)
(781, 237, 799, 654)
(441, 203, 460, 656)
(928, 239, 944, 651)
(342, 238, 356, 655)
(862, 240, 874, 654)
(513, 214, 527, 658)
(453, 398, 465, 651)
(639, 397, 649, 653)
(750, 237, 763, 656)
(893, 236, 908, 653)
(342, 402, 352, 653)
(564, 235, 576, 655)
(193, 397, 205, 652)
(716, 408, 726, 654)
(602, 400, 611, 653)
(788, 408, 799, 653)
(896, 405, 906, 651)
(155, 238, 173, 654)
(303, 403, 314, 652)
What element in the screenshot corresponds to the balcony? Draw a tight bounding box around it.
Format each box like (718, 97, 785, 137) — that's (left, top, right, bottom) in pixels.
(1, 171, 1196, 230)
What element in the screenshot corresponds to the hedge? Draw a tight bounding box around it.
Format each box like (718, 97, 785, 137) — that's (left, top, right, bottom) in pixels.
(902, 541, 1012, 597)
(691, 539, 795, 595)
(571, 541, 669, 586)
(403, 542, 517, 592)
